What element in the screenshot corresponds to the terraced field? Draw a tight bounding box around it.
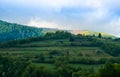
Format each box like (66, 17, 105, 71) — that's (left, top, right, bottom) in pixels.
(0, 38, 118, 70)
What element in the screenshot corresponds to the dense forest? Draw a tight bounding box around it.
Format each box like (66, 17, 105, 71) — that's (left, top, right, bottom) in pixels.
(0, 20, 43, 42)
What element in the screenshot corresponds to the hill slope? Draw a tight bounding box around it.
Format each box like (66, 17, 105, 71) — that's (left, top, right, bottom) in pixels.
(70, 30, 116, 38)
(0, 20, 44, 42)
(0, 20, 116, 42)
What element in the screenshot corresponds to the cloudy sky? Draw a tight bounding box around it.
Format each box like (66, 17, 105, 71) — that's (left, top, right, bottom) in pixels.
(0, 0, 120, 37)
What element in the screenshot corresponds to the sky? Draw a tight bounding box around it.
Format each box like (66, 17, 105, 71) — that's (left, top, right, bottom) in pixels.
(0, 0, 120, 37)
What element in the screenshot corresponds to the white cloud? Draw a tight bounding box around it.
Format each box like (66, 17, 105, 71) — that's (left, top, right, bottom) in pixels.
(27, 18, 59, 28)
(103, 18, 120, 37)
(0, 0, 111, 19)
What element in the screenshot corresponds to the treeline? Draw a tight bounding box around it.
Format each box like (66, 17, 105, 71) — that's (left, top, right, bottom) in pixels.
(0, 56, 120, 77)
(32, 50, 120, 64)
(69, 57, 120, 64)
(0, 20, 43, 42)
(0, 37, 45, 48)
(101, 42, 120, 56)
(44, 31, 72, 39)
(0, 31, 72, 48)
(34, 57, 120, 65)
(0, 31, 96, 48)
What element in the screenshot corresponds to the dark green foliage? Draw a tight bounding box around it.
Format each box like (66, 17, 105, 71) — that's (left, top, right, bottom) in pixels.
(44, 32, 55, 38)
(98, 33, 102, 38)
(45, 31, 72, 39)
(0, 37, 44, 48)
(101, 42, 120, 56)
(55, 57, 75, 77)
(54, 57, 97, 77)
(96, 61, 120, 77)
(114, 63, 120, 77)
(38, 53, 45, 63)
(78, 52, 83, 56)
(0, 20, 43, 42)
(22, 64, 53, 77)
(0, 55, 29, 77)
(91, 38, 120, 56)
(49, 50, 59, 55)
(114, 38, 120, 41)
(0, 30, 72, 47)
(69, 37, 74, 42)
(0, 51, 120, 77)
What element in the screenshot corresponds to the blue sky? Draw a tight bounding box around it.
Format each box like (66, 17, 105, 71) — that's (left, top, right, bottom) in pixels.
(0, 0, 120, 37)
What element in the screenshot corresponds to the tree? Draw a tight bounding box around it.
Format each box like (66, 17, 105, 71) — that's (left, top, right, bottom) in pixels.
(114, 63, 120, 77)
(98, 33, 102, 38)
(69, 37, 74, 42)
(38, 54, 45, 63)
(97, 61, 115, 77)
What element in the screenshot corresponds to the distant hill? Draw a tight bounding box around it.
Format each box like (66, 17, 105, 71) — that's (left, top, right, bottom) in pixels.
(0, 20, 44, 42)
(0, 20, 116, 42)
(42, 28, 59, 34)
(70, 30, 116, 39)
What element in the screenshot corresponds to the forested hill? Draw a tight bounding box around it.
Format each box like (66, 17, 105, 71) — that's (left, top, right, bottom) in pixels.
(0, 20, 116, 42)
(0, 20, 44, 42)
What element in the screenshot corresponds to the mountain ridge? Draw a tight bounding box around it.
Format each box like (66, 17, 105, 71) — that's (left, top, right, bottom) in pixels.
(0, 20, 116, 42)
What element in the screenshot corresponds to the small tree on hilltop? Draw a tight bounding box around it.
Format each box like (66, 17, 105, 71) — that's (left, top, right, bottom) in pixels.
(98, 33, 102, 38)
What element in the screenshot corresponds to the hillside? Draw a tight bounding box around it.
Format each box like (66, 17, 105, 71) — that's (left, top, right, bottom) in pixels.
(0, 20, 116, 42)
(0, 20, 44, 42)
(0, 30, 120, 77)
(70, 30, 116, 38)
